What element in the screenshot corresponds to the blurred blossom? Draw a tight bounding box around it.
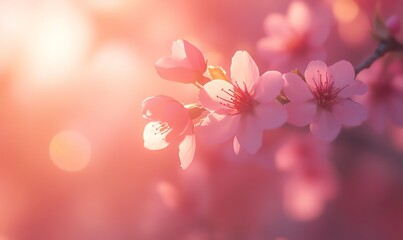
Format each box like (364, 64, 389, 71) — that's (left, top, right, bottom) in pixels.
(276, 134, 338, 220)
(386, 15, 401, 36)
(198, 51, 286, 154)
(283, 60, 367, 141)
(356, 57, 403, 133)
(156, 181, 181, 209)
(257, 1, 332, 72)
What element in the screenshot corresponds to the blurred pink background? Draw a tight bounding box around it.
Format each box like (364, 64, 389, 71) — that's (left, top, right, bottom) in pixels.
(0, 0, 403, 239)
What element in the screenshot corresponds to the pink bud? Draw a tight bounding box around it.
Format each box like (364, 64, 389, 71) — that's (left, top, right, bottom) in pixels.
(155, 39, 210, 85)
(386, 15, 400, 36)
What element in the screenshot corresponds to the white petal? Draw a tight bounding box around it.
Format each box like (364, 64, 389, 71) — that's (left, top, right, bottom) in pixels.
(332, 99, 367, 126)
(198, 80, 234, 112)
(143, 122, 171, 150)
(199, 112, 240, 145)
(255, 71, 284, 103)
(179, 134, 196, 169)
(310, 110, 341, 142)
(234, 115, 263, 154)
(254, 102, 287, 129)
(230, 51, 259, 91)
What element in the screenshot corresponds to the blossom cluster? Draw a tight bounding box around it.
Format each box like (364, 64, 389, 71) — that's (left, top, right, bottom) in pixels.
(142, 1, 403, 170)
(142, 39, 369, 169)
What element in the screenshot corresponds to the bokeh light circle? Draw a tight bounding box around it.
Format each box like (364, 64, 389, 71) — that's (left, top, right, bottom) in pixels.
(49, 131, 91, 172)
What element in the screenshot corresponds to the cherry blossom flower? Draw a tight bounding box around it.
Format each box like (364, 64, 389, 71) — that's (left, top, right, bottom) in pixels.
(283, 60, 367, 141)
(355, 58, 403, 133)
(198, 51, 287, 154)
(142, 95, 196, 169)
(155, 39, 210, 85)
(257, 1, 331, 72)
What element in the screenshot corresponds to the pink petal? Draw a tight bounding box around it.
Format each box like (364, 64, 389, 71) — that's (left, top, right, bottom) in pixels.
(387, 95, 403, 126)
(179, 134, 196, 169)
(254, 102, 287, 129)
(310, 110, 341, 142)
(338, 80, 367, 98)
(199, 112, 240, 145)
(304, 60, 329, 89)
(171, 39, 206, 71)
(332, 99, 367, 126)
(234, 115, 263, 154)
(198, 80, 233, 112)
(255, 71, 284, 103)
(155, 57, 204, 84)
(328, 60, 355, 89)
(285, 101, 316, 126)
(230, 51, 259, 91)
(143, 122, 171, 150)
(142, 95, 189, 132)
(283, 72, 314, 102)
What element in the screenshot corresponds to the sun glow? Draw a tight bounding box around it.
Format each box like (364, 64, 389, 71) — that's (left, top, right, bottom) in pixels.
(17, 1, 93, 91)
(49, 131, 91, 172)
(332, 0, 359, 23)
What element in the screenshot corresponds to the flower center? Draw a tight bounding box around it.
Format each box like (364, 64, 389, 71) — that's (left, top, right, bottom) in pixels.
(217, 81, 255, 114)
(152, 122, 171, 140)
(309, 72, 342, 111)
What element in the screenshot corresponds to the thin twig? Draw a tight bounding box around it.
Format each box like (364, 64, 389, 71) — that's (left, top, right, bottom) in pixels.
(355, 38, 403, 76)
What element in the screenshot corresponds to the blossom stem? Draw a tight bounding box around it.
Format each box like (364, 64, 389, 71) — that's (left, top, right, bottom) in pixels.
(355, 37, 403, 75)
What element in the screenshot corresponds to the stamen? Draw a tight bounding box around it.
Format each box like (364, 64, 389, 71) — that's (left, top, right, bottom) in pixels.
(216, 81, 255, 114)
(309, 72, 344, 110)
(153, 122, 171, 135)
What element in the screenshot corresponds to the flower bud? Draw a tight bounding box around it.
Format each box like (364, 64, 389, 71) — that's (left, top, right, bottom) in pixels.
(386, 15, 400, 36)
